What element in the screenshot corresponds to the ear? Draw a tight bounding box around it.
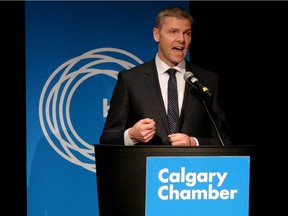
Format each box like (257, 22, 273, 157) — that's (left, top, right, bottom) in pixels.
(153, 28, 160, 43)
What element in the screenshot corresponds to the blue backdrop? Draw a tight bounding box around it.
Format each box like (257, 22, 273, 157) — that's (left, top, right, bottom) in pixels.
(25, 1, 189, 215)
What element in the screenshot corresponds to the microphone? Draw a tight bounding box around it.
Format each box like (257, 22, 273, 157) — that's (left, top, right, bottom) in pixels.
(184, 71, 212, 97)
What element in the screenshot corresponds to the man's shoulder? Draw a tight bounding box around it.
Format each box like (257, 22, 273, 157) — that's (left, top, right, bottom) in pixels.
(121, 58, 156, 74)
(187, 62, 218, 79)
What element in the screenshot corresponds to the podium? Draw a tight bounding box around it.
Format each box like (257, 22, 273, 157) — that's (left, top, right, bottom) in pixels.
(94, 145, 256, 216)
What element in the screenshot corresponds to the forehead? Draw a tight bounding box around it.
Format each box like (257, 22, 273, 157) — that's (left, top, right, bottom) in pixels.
(160, 16, 192, 30)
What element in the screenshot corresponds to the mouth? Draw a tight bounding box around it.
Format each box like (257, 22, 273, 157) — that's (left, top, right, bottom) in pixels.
(172, 47, 184, 52)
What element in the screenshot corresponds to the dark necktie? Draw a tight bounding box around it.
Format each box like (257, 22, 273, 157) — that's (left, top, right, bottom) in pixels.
(166, 68, 179, 134)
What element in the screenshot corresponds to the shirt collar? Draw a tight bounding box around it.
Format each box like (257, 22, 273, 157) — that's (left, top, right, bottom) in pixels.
(155, 54, 186, 76)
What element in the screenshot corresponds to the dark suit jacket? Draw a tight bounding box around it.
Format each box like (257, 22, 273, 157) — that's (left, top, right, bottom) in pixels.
(99, 58, 232, 146)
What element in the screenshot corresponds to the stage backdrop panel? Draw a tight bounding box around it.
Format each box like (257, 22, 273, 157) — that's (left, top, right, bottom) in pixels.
(25, 1, 189, 216)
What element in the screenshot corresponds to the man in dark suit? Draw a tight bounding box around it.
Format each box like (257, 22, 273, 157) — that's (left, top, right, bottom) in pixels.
(100, 6, 232, 146)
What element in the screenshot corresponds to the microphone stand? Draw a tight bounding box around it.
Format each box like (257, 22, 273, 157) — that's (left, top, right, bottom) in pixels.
(201, 98, 225, 146)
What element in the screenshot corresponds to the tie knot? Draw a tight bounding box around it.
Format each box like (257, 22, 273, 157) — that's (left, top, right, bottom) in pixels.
(167, 68, 177, 76)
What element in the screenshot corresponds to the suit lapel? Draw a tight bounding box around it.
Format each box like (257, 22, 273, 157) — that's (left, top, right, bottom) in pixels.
(144, 62, 170, 134)
(179, 63, 198, 131)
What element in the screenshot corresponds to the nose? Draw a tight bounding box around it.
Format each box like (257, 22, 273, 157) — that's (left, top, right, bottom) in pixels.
(176, 33, 185, 42)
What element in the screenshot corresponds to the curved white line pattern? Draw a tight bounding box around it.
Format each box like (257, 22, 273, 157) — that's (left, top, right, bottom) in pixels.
(38, 47, 143, 172)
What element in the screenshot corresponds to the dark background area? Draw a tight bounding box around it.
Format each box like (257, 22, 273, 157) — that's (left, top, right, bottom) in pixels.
(3, 1, 286, 215)
(190, 1, 268, 146)
(190, 1, 287, 147)
(2, 1, 26, 216)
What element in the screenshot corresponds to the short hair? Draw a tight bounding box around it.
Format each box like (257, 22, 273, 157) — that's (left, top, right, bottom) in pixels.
(155, 6, 194, 28)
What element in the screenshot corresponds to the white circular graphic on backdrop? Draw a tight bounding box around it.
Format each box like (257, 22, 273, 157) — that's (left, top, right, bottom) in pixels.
(38, 47, 143, 172)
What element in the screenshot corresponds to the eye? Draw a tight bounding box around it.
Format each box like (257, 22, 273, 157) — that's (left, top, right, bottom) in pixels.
(169, 30, 177, 35)
(185, 31, 192, 37)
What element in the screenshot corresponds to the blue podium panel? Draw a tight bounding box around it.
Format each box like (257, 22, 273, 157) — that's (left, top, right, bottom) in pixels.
(146, 156, 250, 216)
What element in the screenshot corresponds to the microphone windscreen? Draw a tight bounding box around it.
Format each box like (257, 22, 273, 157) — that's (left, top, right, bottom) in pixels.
(184, 71, 194, 81)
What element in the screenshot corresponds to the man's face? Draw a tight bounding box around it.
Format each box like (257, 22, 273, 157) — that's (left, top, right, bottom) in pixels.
(153, 16, 192, 67)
